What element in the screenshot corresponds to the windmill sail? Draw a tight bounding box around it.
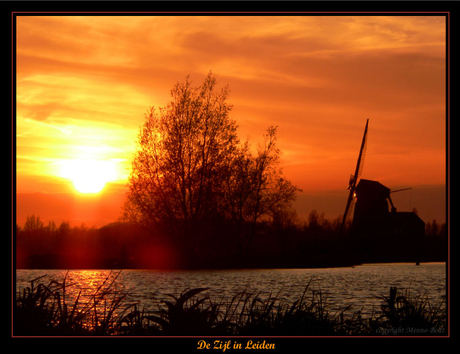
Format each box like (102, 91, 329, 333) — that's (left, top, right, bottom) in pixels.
(341, 119, 369, 232)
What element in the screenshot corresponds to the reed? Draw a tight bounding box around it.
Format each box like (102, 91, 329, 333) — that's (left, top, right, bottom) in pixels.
(375, 286, 446, 333)
(14, 273, 446, 336)
(15, 270, 136, 335)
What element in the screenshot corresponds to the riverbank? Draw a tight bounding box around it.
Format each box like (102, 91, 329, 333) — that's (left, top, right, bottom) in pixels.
(17, 252, 445, 270)
(16, 218, 447, 270)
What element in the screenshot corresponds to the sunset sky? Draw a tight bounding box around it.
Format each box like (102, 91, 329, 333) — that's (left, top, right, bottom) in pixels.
(15, 15, 447, 227)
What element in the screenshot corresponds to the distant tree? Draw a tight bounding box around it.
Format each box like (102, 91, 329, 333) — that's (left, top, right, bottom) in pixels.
(305, 210, 341, 239)
(47, 220, 57, 234)
(439, 222, 446, 239)
(57, 221, 71, 238)
(23, 214, 44, 233)
(124, 72, 300, 256)
(331, 215, 343, 234)
(426, 219, 442, 238)
(270, 205, 300, 253)
(307, 210, 326, 230)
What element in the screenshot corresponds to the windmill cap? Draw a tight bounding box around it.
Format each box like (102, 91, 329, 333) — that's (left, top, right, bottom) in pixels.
(356, 179, 391, 198)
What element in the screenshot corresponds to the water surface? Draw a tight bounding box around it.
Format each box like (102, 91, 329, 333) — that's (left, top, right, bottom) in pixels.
(16, 263, 446, 317)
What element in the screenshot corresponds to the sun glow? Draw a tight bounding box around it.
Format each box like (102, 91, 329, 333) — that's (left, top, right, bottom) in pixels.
(59, 159, 118, 194)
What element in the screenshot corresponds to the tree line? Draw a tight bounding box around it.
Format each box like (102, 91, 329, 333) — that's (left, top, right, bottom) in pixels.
(14, 212, 347, 269)
(16, 210, 446, 269)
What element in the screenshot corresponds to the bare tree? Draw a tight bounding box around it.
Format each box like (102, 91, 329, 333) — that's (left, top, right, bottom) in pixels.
(124, 73, 300, 259)
(125, 73, 238, 245)
(241, 126, 300, 249)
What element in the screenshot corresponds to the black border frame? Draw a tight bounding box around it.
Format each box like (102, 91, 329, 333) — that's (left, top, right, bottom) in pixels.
(7, 1, 457, 351)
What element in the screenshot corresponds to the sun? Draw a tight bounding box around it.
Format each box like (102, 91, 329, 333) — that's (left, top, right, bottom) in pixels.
(59, 159, 117, 194)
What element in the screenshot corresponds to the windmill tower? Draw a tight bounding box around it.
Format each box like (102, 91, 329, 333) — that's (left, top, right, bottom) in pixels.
(340, 120, 425, 263)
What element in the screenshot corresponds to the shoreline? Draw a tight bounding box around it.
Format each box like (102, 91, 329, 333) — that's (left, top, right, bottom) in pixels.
(16, 260, 446, 272)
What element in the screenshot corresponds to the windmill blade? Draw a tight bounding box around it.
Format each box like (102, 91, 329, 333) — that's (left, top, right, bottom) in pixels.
(341, 188, 355, 228)
(356, 139, 367, 181)
(346, 197, 356, 220)
(348, 174, 355, 190)
(354, 119, 369, 183)
(340, 119, 369, 234)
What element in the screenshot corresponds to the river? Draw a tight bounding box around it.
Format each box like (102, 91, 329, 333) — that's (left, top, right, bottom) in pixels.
(16, 263, 446, 318)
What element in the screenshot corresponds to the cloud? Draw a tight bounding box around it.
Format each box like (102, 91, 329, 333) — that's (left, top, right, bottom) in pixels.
(15, 15, 447, 223)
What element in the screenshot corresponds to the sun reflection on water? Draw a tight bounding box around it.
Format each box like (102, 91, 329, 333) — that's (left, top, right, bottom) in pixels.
(16, 263, 446, 320)
(16, 269, 137, 333)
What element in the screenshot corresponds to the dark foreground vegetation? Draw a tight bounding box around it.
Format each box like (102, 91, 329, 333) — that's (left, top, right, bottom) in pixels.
(14, 271, 446, 336)
(16, 213, 447, 269)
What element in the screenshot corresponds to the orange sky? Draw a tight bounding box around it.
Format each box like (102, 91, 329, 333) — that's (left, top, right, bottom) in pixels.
(15, 15, 447, 227)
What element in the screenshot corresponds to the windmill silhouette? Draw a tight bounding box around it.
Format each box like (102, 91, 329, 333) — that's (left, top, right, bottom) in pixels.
(340, 120, 425, 263)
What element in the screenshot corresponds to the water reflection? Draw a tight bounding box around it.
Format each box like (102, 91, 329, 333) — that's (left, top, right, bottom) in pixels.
(16, 263, 446, 318)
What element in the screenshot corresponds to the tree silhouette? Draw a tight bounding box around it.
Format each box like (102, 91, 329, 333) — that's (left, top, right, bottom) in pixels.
(227, 126, 300, 252)
(23, 214, 44, 233)
(124, 72, 299, 260)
